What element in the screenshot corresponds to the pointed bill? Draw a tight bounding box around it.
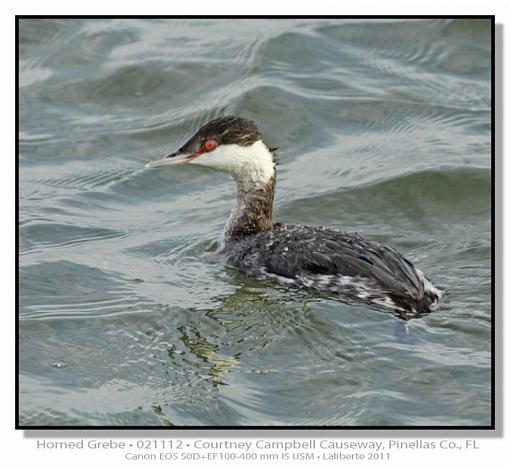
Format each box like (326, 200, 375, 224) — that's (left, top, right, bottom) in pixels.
(145, 149, 196, 168)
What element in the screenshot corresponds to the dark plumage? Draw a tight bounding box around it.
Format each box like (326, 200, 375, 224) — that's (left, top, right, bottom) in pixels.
(225, 224, 440, 317)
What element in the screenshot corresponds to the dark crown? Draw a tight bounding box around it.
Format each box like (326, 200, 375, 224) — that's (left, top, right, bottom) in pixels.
(181, 116, 262, 153)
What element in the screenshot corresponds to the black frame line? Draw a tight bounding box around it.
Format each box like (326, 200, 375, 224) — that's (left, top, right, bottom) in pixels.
(15, 14, 496, 431)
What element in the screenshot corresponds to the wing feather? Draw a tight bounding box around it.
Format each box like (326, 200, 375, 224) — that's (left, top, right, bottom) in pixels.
(230, 224, 425, 301)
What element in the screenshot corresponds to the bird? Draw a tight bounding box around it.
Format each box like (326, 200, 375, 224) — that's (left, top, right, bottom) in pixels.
(145, 115, 442, 318)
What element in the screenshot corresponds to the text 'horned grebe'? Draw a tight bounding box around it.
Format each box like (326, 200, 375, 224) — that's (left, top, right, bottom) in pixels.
(145, 116, 442, 318)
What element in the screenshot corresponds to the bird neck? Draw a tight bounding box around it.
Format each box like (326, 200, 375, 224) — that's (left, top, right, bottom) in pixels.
(222, 174, 276, 244)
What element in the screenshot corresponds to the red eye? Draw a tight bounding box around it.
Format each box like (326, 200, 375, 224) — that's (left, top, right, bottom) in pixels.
(204, 139, 218, 152)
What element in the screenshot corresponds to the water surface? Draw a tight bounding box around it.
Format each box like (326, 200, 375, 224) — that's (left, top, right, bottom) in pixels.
(19, 18, 492, 426)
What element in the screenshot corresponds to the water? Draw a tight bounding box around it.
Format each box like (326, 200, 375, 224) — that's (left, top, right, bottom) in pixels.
(19, 18, 492, 426)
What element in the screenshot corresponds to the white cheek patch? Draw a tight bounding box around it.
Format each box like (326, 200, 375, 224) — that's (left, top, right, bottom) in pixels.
(190, 140, 275, 183)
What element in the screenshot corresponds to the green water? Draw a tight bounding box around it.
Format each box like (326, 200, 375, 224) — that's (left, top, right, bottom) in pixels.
(19, 18, 492, 426)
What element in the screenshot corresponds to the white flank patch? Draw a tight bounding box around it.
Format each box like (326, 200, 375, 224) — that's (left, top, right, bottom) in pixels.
(266, 271, 405, 312)
(415, 269, 443, 299)
(190, 140, 275, 183)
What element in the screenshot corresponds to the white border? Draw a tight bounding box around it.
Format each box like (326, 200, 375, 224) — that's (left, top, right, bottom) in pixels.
(3, 2, 506, 468)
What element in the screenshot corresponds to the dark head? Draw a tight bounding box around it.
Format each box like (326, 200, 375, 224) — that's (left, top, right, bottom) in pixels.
(145, 116, 275, 183)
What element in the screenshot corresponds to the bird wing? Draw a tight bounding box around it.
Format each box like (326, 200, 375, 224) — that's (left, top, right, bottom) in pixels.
(244, 224, 425, 301)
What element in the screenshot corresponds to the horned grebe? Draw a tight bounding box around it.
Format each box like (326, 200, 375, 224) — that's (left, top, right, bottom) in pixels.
(145, 116, 442, 317)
